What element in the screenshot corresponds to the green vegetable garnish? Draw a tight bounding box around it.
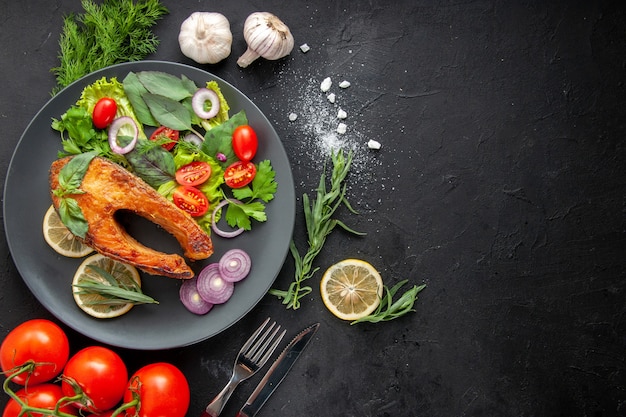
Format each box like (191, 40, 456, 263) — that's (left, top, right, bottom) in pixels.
(51, 0, 168, 94)
(75, 265, 158, 305)
(350, 280, 426, 325)
(52, 151, 97, 238)
(269, 149, 364, 309)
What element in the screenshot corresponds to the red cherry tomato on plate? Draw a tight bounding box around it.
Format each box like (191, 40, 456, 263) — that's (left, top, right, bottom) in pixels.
(224, 161, 256, 188)
(0, 319, 70, 385)
(123, 362, 190, 417)
(2, 383, 78, 417)
(92, 98, 117, 129)
(61, 346, 128, 413)
(175, 161, 212, 186)
(173, 185, 209, 217)
(232, 125, 258, 162)
(149, 126, 179, 151)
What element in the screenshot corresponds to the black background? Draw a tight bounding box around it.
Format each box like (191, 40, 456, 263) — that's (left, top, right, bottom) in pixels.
(1, 1, 625, 416)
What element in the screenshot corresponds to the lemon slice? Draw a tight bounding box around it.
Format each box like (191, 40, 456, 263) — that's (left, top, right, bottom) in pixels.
(42, 205, 94, 258)
(72, 254, 141, 319)
(320, 259, 384, 321)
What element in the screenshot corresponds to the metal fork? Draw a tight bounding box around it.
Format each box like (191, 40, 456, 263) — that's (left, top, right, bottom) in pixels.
(201, 317, 286, 417)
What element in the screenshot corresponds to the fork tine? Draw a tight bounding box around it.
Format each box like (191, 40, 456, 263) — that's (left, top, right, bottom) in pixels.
(246, 322, 279, 362)
(254, 328, 286, 367)
(238, 317, 271, 355)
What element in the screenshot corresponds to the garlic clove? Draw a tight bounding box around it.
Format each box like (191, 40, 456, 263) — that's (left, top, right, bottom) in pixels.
(237, 12, 294, 68)
(179, 12, 232, 64)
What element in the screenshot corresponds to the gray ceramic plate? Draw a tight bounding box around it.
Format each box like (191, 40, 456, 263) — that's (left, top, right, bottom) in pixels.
(3, 61, 295, 350)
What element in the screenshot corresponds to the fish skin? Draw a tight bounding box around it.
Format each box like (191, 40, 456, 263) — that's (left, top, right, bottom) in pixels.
(49, 156, 213, 279)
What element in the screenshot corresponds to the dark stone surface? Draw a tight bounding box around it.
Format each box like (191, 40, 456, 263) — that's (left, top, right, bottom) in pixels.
(1, 1, 625, 416)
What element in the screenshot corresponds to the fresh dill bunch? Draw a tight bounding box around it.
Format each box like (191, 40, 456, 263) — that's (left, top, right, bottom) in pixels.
(51, 0, 168, 95)
(269, 149, 365, 310)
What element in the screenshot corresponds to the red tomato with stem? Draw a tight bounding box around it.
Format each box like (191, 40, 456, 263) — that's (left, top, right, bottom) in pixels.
(224, 161, 256, 188)
(123, 362, 190, 417)
(172, 185, 209, 217)
(149, 126, 179, 151)
(92, 98, 117, 129)
(232, 125, 258, 162)
(2, 383, 79, 417)
(175, 161, 212, 186)
(61, 346, 128, 413)
(0, 319, 70, 385)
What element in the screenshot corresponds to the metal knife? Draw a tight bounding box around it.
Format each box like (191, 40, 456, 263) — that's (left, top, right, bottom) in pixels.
(236, 322, 320, 417)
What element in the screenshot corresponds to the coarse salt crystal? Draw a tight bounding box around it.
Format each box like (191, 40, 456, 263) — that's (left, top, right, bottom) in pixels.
(367, 139, 381, 149)
(339, 80, 351, 89)
(288, 112, 298, 121)
(299, 43, 310, 53)
(337, 123, 347, 134)
(327, 93, 336, 103)
(337, 108, 347, 119)
(320, 77, 332, 92)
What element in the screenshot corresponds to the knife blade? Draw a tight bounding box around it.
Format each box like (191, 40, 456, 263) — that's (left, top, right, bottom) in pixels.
(236, 322, 320, 417)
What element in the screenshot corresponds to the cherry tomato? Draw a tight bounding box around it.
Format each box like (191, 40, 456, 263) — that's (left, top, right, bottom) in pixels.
(123, 362, 190, 417)
(2, 383, 78, 417)
(149, 126, 179, 151)
(172, 185, 209, 217)
(61, 346, 128, 413)
(224, 161, 256, 188)
(92, 98, 117, 129)
(0, 319, 70, 385)
(87, 411, 115, 417)
(175, 161, 212, 186)
(232, 125, 258, 162)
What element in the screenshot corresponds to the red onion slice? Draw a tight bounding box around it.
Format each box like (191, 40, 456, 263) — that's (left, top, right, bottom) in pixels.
(211, 199, 245, 238)
(108, 116, 138, 154)
(219, 249, 251, 282)
(197, 263, 234, 304)
(179, 277, 213, 315)
(192, 88, 220, 120)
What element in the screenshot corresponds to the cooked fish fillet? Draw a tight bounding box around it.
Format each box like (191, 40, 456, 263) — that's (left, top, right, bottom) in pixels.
(49, 156, 213, 279)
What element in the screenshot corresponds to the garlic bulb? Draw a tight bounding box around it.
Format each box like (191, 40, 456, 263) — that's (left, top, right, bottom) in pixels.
(237, 12, 294, 68)
(179, 12, 232, 64)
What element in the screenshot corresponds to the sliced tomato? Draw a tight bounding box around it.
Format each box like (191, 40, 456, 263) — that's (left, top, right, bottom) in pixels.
(224, 161, 256, 189)
(173, 186, 209, 217)
(232, 125, 258, 162)
(92, 98, 117, 129)
(149, 126, 179, 151)
(175, 161, 212, 186)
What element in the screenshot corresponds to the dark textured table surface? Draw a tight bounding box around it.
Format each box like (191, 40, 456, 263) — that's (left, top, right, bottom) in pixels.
(1, 1, 625, 416)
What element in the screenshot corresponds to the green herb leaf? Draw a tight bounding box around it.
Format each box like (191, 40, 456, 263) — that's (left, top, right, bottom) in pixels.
(269, 149, 364, 309)
(58, 151, 97, 192)
(136, 71, 194, 101)
(123, 72, 159, 127)
(232, 160, 277, 203)
(58, 198, 89, 238)
(142, 93, 193, 131)
(350, 281, 426, 324)
(201, 110, 248, 166)
(125, 139, 176, 188)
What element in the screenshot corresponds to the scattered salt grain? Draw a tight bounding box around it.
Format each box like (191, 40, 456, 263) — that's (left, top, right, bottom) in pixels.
(337, 123, 347, 134)
(288, 112, 298, 121)
(337, 108, 347, 119)
(299, 43, 310, 53)
(327, 93, 336, 103)
(367, 139, 381, 150)
(320, 77, 332, 92)
(339, 80, 351, 89)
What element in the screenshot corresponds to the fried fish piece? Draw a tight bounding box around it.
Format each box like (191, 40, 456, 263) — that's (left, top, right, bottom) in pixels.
(49, 156, 213, 279)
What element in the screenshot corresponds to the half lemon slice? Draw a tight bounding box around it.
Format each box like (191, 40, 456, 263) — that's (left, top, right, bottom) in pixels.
(42, 205, 93, 258)
(72, 254, 141, 319)
(320, 259, 384, 321)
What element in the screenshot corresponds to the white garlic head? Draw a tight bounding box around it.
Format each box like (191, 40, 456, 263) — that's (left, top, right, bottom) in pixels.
(237, 12, 294, 68)
(179, 12, 232, 64)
